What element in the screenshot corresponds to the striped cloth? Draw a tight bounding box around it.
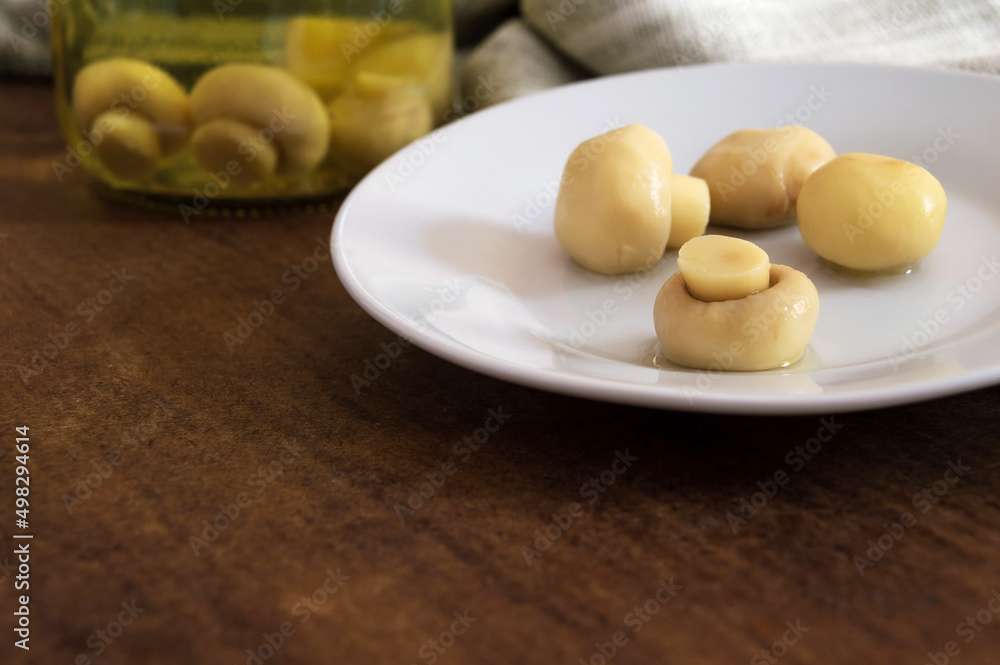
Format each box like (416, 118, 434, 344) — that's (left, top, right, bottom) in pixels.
(0, 0, 53, 76)
(463, 0, 1000, 108)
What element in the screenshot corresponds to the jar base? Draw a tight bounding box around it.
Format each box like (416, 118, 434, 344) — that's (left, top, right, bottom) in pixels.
(90, 178, 348, 219)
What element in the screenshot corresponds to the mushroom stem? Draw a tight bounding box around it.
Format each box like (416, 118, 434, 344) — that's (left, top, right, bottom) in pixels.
(666, 175, 711, 249)
(191, 119, 279, 187)
(677, 235, 771, 302)
(91, 111, 161, 181)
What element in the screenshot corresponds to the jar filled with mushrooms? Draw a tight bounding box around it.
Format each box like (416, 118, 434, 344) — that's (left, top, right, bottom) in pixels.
(50, 0, 453, 208)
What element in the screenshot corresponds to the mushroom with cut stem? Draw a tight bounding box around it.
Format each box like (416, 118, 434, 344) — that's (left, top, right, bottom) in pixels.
(72, 58, 190, 182)
(653, 236, 819, 371)
(189, 64, 330, 187)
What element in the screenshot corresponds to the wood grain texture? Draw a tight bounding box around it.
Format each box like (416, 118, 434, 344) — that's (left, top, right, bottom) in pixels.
(2, 81, 1000, 665)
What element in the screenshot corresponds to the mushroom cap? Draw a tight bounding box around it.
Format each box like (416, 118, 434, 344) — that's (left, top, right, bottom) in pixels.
(690, 126, 836, 229)
(72, 58, 190, 156)
(797, 153, 947, 271)
(190, 64, 330, 176)
(653, 264, 819, 371)
(554, 124, 673, 275)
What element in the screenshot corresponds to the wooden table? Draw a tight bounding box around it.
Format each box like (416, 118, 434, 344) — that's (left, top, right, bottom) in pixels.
(4, 80, 1000, 665)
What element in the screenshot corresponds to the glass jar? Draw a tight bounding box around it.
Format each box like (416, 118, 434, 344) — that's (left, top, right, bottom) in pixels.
(50, 0, 453, 210)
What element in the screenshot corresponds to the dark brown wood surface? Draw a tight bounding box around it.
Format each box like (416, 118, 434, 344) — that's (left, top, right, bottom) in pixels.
(3, 80, 1000, 665)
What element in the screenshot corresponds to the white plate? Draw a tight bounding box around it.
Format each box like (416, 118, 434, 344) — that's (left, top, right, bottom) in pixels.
(332, 63, 1000, 415)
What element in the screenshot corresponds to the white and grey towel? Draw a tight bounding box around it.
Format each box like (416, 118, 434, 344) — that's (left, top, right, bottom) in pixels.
(464, 0, 1000, 108)
(0, 0, 52, 76)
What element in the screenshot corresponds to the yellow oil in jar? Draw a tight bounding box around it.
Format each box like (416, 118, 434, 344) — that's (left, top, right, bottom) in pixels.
(50, 0, 453, 209)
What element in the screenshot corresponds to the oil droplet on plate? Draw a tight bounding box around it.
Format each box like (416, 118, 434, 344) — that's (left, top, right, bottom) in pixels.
(640, 342, 821, 374)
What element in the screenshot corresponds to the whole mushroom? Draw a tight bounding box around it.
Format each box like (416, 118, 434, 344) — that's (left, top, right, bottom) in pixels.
(327, 72, 433, 173)
(690, 126, 836, 229)
(796, 153, 947, 271)
(189, 64, 330, 187)
(653, 236, 819, 371)
(554, 124, 674, 275)
(72, 58, 190, 181)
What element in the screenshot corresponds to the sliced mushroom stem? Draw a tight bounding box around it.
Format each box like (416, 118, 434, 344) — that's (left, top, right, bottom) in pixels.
(677, 235, 771, 302)
(191, 119, 280, 187)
